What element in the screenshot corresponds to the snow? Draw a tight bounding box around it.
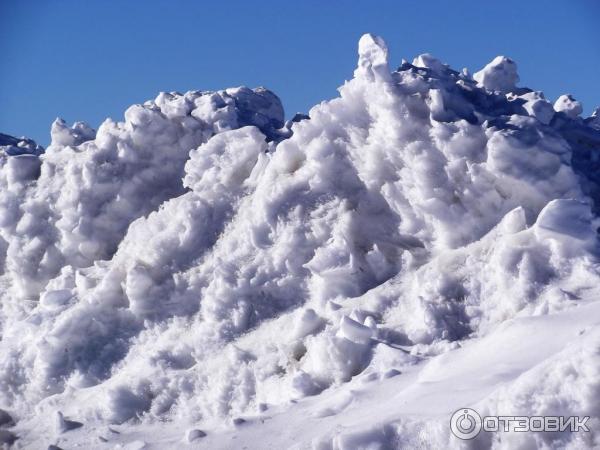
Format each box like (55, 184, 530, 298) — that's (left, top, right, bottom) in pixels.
(0, 133, 44, 157)
(473, 55, 519, 93)
(518, 90, 555, 125)
(355, 33, 391, 83)
(554, 94, 584, 118)
(1, 33, 600, 449)
(412, 53, 447, 75)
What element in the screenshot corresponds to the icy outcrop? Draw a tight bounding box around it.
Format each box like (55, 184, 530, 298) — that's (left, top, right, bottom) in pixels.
(0, 132, 43, 156)
(1, 34, 600, 448)
(50, 119, 96, 147)
(355, 33, 391, 82)
(518, 91, 555, 124)
(412, 53, 447, 75)
(554, 93, 583, 118)
(473, 55, 519, 93)
(0, 87, 284, 302)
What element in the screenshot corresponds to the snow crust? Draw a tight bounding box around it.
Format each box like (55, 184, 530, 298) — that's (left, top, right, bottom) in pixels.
(2, 34, 600, 449)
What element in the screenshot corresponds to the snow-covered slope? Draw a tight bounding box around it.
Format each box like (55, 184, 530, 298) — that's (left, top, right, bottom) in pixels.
(1, 34, 600, 449)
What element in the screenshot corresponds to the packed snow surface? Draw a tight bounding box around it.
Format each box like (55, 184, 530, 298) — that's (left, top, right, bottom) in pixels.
(1, 34, 600, 449)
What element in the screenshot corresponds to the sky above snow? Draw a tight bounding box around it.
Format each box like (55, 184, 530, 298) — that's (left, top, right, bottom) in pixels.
(1, 0, 599, 145)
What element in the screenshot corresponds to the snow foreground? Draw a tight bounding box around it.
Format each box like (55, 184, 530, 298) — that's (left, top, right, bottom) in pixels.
(2, 34, 600, 449)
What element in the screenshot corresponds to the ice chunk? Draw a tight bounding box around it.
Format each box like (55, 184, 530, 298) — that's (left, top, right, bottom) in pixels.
(519, 91, 554, 124)
(554, 94, 583, 118)
(54, 411, 83, 434)
(474, 56, 519, 93)
(354, 33, 391, 82)
(185, 429, 206, 442)
(338, 316, 373, 344)
(412, 53, 446, 74)
(50, 118, 96, 147)
(534, 199, 595, 245)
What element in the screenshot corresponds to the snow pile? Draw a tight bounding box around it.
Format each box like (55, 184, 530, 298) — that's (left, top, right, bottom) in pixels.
(0, 87, 283, 302)
(0, 133, 44, 157)
(554, 94, 584, 119)
(2, 33, 600, 449)
(473, 56, 519, 93)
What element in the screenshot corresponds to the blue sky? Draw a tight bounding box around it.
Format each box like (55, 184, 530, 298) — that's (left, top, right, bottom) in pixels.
(1, 1, 599, 146)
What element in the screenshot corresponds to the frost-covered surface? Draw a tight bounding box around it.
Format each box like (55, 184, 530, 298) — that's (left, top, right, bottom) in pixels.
(1, 34, 600, 449)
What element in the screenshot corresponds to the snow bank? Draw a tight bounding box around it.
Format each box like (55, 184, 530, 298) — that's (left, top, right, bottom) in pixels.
(2, 34, 600, 449)
(0, 87, 283, 303)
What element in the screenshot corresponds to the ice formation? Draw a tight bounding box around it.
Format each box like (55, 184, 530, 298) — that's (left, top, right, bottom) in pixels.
(473, 56, 519, 93)
(1, 34, 600, 449)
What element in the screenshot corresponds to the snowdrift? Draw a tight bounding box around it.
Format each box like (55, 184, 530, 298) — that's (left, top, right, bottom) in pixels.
(1, 34, 600, 449)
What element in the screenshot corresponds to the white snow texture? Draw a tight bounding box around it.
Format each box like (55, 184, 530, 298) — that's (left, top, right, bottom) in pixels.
(1, 33, 600, 449)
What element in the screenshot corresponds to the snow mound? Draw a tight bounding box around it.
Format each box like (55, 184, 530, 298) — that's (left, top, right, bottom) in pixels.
(473, 55, 519, 93)
(554, 94, 583, 118)
(2, 34, 600, 448)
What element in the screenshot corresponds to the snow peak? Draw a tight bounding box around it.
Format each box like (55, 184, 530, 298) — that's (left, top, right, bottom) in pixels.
(451, 408, 590, 440)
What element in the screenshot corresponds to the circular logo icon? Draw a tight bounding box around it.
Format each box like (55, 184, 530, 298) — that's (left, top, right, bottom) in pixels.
(450, 408, 482, 440)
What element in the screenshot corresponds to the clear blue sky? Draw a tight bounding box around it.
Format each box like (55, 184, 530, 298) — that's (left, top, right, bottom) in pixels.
(1, 1, 599, 146)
